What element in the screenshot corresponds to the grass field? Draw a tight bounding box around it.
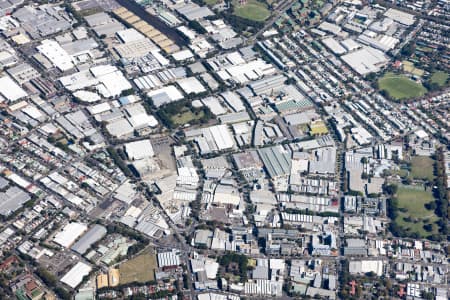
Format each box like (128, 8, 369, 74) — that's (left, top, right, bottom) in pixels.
(430, 71, 449, 87)
(378, 72, 427, 100)
(171, 109, 205, 126)
(204, 0, 221, 5)
(233, 0, 270, 22)
(119, 253, 157, 284)
(395, 185, 438, 237)
(410, 156, 434, 181)
(402, 61, 424, 77)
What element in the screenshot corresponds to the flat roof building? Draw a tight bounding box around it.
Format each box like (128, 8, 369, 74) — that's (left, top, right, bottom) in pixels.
(71, 225, 107, 255)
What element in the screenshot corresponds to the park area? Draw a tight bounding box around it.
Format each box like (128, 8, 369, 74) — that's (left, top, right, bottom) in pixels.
(410, 156, 434, 181)
(233, 0, 270, 22)
(378, 72, 427, 100)
(171, 108, 205, 126)
(157, 100, 211, 129)
(119, 252, 157, 284)
(430, 71, 449, 87)
(394, 185, 439, 238)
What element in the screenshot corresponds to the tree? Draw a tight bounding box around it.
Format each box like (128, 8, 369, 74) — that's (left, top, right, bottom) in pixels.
(188, 20, 207, 34)
(401, 42, 416, 57)
(383, 184, 397, 196)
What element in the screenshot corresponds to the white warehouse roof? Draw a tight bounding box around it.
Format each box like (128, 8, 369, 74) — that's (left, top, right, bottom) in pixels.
(209, 125, 235, 151)
(157, 249, 181, 267)
(53, 222, 88, 248)
(60, 261, 92, 288)
(37, 39, 74, 71)
(178, 77, 206, 95)
(124, 139, 154, 160)
(0, 75, 27, 102)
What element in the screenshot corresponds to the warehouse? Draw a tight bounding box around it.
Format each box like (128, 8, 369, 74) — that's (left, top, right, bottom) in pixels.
(213, 184, 240, 206)
(248, 74, 286, 95)
(177, 77, 206, 95)
(59, 65, 132, 98)
(341, 46, 388, 75)
(0, 75, 27, 102)
(71, 224, 107, 255)
(172, 49, 194, 61)
(384, 8, 415, 26)
(157, 249, 181, 268)
(6, 63, 40, 84)
(13, 5, 72, 38)
(60, 261, 92, 288)
(84, 12, 126, 38)
(175, 3, 213, 21)
(0, 186, 31, 216)
(309, 147, 337, 174)
(244, 279, 283, 297)
(53, 222, 88, 248)
(257, 146, 292, 178)
(147, 85, 184, 107)
(37, 39, 74, 71)
(321, 37, 347, 55)
(124, 139, 154, 160)
(209, 125, 235, 151)
(349, 260, 384, 276)
(220, 91, 245, 112)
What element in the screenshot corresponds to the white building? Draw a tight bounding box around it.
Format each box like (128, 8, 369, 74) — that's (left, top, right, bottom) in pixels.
(124, 140, 154, 160)
(37, 39, 74, 71)
(60, 262, 92, 288)
(157, 249, 181, 268)
(53, 222, 88, 248)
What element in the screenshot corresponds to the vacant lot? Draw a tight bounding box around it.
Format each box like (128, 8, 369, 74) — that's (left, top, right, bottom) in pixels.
(171, 109, 205, 126)
(410, 156, 434, 181)
(378, 73, 427, 100)
(119, 253, 157, 284)
(430, 71, 448, 87)
(395, 185, 438, 237)
(233, 0, 270, 22)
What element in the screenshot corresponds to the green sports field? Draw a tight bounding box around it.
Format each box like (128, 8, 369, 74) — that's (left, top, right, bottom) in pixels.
(395, 185, 438, 237)
(233, 0, 270, 22)
(378, 73, 427, 100)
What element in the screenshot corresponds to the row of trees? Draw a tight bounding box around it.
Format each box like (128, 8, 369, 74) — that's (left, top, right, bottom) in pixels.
(433, 148, 449, 239)
(35, 268, 71, 300)
(106, 146, 133, 178)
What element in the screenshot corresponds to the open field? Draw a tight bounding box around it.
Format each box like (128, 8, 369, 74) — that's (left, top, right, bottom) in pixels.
(402, 61, 424, 77)
(119, 253, 157, 284)
(430, 71, 449, 87)
(410, 156, 434, 181)
(395, 185, 438, 237)
(171, 109, 205, 126)
(378, 72, 427, 100)
(233, 0, 270, 22)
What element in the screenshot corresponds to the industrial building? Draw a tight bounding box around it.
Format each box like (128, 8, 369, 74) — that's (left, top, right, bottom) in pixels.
(60, 262, 92, 289)
(71, 224, 107, 255)
(53, 222, 88, 248)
